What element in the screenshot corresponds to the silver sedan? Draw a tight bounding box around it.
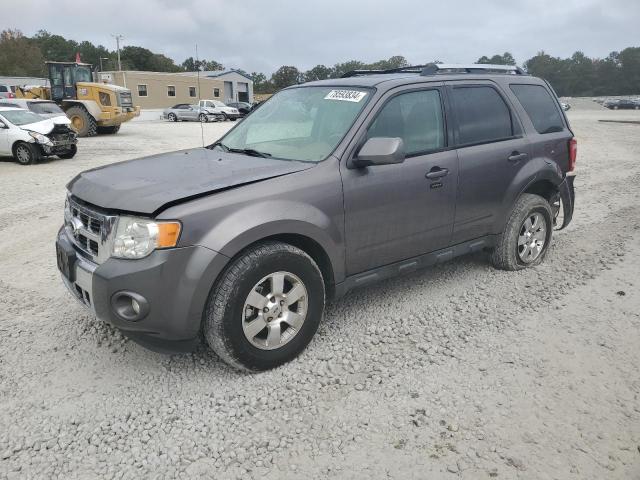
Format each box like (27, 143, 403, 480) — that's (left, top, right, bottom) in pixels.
(163, 104, 224, 122)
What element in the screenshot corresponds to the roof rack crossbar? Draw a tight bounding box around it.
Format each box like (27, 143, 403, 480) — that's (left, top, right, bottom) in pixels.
(420, 63, 526, 75)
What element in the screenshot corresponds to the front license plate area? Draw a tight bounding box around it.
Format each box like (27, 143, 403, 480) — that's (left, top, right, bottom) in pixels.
(56, 239, 77, 283)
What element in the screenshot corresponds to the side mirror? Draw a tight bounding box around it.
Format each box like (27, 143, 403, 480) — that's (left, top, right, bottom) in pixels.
(0, 121, 7, 129)
(351, 137, 405, 168)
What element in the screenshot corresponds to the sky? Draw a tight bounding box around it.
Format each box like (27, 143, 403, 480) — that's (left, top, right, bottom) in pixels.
(3, 0, 639, 74)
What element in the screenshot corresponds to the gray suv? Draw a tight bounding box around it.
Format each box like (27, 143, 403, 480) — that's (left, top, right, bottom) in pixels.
(56, 64, 576, 371)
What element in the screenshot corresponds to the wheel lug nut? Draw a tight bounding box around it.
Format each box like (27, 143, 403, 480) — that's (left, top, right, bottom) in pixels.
(263, 307, 269, 313)
(267, 317, 273, 322)
(280, 300, 285, 306)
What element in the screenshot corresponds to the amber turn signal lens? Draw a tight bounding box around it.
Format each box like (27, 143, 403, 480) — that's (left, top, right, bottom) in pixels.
(156, 222, 181, 248)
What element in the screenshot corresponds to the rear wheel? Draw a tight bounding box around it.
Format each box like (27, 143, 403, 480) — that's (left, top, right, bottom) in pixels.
(491, 194, 553, 271)
(13, 142, 40, 165)
(204, 242, 325, 371)
(97, 125, 121, 134)
(57, 144, 77, 159)
(66, 106, 97, 137)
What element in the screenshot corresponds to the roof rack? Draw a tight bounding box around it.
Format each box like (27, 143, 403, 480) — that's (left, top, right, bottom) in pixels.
(420, 63, 526, 75)
(341, 63, 526, 78)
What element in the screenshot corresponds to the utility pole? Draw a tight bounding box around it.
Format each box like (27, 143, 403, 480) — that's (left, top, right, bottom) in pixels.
(112, 34, 124, 71)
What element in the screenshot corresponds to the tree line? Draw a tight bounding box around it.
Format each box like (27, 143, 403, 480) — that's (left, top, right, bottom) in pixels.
(1, 30, 638, 97)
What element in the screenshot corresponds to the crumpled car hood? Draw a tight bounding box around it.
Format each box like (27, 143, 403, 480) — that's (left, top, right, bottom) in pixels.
(67, 147, 314, 215)
(22, 119, 55, 135)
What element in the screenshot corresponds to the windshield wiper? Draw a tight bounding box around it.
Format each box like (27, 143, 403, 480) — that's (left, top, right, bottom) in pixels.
(228, 148, 272, 158)
(209, 142, 271, 158)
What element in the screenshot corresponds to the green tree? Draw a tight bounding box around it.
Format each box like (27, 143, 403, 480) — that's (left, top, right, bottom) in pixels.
(121, 46, 180, 72)
(0, 29, 44, 76)
(331, 60, 366, 78)
(271, 66, 301, 90)
(618, 47, 640, 94)
(477, 52, 516, 65)
(304, 64, 333, 82)
(368, 55, 409, 70)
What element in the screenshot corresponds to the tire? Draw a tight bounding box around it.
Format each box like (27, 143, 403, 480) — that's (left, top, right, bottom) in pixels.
(204, 241, 325, 371)
(13, 142, 40, 165)
(66, 106, 97, 137)
(97, 125, 120, 134)
(57, 144, 77, 159)
(199, 113, 208, 123)
(221, 113, 228, 121)
(168, 113, 177, 122)
(490, 193, 553, 271)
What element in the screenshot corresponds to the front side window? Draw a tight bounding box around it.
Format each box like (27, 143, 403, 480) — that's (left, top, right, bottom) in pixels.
(216, 86, 372, 162)
(189, 86, 197, 97)
(138, 84, 148, 97)
(452, 86, 513, 145)
(510, 84, 564, 134)
(367, 89, 445, 155)
(167, 86, 176, 97)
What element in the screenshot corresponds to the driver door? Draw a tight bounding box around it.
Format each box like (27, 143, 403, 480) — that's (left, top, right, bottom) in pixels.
(341, 86, 459, 275)
(0, 116, 10, 155)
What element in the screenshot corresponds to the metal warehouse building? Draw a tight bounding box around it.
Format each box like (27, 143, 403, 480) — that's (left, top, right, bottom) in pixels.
(99, 70, 253, 109)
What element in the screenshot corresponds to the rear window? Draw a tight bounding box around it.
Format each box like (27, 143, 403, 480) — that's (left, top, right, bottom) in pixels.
(510, 84, 564, 134)
(452, 86, 513, 145)
(0, 86, 8, 92)
(28, 102, 64, 115)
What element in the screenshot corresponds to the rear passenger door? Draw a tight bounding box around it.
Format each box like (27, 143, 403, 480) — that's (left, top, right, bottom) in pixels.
(342, 86, 459, 275)
(447, 82, 530, 244)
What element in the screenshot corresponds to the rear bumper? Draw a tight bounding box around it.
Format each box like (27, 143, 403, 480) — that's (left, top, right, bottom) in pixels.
(57, 227, 229, 353)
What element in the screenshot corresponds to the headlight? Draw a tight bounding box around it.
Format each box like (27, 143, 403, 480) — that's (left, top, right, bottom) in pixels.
(28, 131, 50, 144)
(112, 216, 181, 259)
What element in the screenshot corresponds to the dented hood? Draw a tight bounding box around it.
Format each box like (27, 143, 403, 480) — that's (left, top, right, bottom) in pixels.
(67, 147, 314, 215)
(22, 119, 56, 135)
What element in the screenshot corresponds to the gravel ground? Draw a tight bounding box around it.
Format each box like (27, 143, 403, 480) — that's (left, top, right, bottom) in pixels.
(1, 103, 639, 479)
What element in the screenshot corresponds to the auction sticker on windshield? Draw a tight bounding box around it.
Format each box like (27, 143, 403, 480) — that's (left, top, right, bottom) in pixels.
(324, 90, 368, 102)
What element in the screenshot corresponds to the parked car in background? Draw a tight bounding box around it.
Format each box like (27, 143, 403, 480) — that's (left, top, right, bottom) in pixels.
(227, 102, 253, 116)
(198, 100, 241, 121)
(162, 104, 224, 123)
(560, 102, 571, 111)
(0, 107, 77, 165)
(0, 99, 72, 125)
(0, 84, 16, 99)
(603, 98, 639, 110)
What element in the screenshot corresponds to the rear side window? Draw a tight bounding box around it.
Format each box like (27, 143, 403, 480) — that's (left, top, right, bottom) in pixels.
(452, 86, 513, 145)
(367, 89, 445, 155)
(510, 84, 564, 134)
(0, 86, 7, 92)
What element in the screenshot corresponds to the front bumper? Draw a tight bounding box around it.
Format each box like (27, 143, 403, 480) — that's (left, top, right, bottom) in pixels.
(57, 227, 228, 352)
(98, 106, 141, 126)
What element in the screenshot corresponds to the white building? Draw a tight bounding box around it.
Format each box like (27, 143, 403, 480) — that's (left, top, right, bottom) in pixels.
(179, 70, 254, 104)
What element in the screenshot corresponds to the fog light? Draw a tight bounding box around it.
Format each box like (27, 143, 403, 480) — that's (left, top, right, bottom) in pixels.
(111, 291, 149, 322)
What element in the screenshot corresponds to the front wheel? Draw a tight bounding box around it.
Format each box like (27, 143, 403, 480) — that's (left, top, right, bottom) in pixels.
(168, 113, 177, 122)
(13, 142, 40, 165)
(491, 193, 553, 271)
(204, 242, 325, 371)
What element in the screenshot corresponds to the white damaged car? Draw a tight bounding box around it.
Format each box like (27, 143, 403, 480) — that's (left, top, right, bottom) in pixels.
(0, 107, 78, 165)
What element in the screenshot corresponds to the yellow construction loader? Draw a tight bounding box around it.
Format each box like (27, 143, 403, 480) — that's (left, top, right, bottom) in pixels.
(16, 61, 140, 136)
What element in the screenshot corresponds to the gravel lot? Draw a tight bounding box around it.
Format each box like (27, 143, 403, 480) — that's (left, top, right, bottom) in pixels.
(1, 102, 639, 479)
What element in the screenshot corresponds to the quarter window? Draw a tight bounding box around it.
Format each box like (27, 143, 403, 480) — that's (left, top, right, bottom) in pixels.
(452, 86, 513, 145)
(167, 85, 176, 97)
(138, 84, 148, 97)
(189, 86, 197, 97)
(510, 84, 564, 134)
(367, 90, 445, 155)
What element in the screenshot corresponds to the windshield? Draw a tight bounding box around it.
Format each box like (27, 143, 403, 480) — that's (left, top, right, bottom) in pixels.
(0, 110, 45, 126)
(28, 102, 64, 115)
(215, 86, 372, 162)
(75, 66, 92, 82)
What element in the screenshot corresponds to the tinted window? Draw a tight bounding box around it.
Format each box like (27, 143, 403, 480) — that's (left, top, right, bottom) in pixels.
(28, 102, 64, 114)
(510, 84, 564, 134)
(367, 90, 445, 155)
(0, 86, 7, 92)
(452, 86, 513, 145)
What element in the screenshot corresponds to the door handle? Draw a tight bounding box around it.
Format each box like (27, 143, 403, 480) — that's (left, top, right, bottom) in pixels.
(425, 167, 449, 180)
(508, 152, 528, 163)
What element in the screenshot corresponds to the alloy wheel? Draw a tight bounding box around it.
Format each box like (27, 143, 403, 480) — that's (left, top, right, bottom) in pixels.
(517, 212, 547, 263)
(242, 271, 308, 350)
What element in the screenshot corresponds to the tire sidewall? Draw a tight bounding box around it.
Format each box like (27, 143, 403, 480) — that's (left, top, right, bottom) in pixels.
(14, 142, 36, 165)
(510, 201, 553, 269)
(209, 248, 324, 371)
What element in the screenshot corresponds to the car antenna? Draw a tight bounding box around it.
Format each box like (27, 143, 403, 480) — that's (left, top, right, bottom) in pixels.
(196, 44, 205, 148)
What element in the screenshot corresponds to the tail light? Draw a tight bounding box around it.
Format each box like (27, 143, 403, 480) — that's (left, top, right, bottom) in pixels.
(568, 137, 577, 173)
(8, 92, 15, 98)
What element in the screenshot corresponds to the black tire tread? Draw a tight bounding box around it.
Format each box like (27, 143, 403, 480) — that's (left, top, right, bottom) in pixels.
(204, 241, 324, 371)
